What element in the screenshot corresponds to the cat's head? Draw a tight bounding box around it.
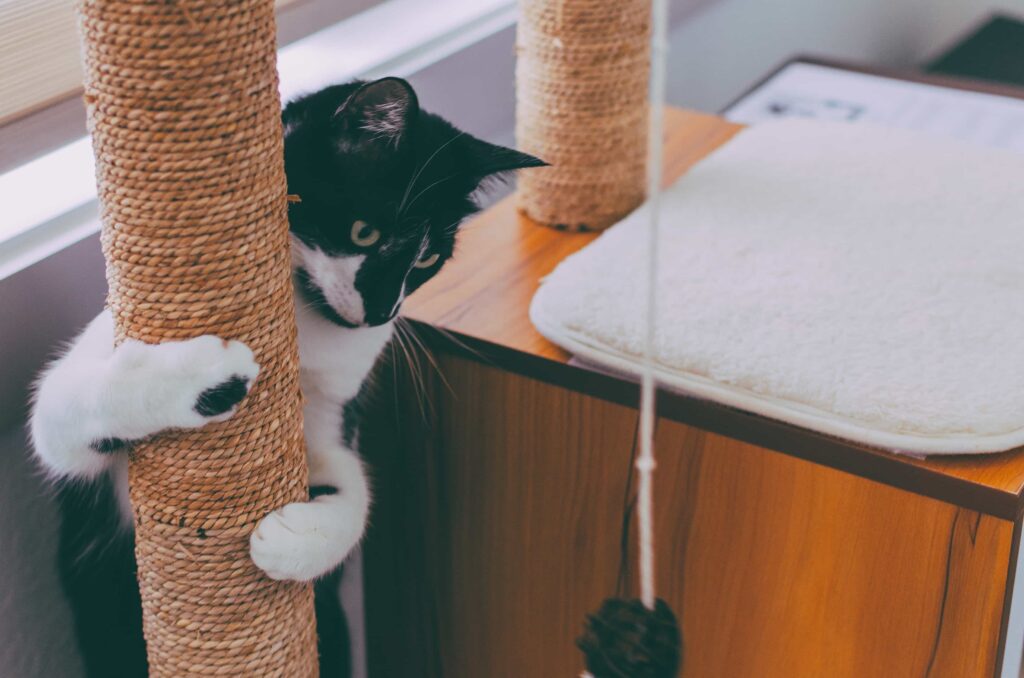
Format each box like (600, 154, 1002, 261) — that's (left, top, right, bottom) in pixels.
(283, 77, 544, 328)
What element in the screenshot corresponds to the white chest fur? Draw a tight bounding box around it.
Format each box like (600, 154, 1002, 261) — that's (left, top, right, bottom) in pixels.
(293, 294, 393, 452)
(294, 293, 393, 401)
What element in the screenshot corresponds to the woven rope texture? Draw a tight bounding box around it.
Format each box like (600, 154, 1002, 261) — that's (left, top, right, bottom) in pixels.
(78, 0, 318, 673)
(515, 0, 652, 231)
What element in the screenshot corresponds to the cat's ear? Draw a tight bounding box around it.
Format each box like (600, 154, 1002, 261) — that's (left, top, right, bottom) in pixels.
(461, 135, 548, 180)
(334, 78, 418, 158)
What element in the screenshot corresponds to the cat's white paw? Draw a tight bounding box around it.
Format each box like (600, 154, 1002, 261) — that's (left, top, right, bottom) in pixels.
(111, 335, 259, 433)
(249, 501, 359, 582)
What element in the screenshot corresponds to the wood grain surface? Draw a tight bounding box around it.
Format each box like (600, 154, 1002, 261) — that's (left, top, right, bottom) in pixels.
(402, 108, 1024, 516)
(362, 357, 1015, 677)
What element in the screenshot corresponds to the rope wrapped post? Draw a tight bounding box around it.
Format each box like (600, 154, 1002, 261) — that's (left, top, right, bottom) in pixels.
(77, 0, 318, 674)
(515, 0, 652, 231)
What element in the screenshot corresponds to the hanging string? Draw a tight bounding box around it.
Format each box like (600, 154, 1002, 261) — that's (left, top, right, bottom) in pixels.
(637, 0, 669, 612)
(576, 2, 681, 676)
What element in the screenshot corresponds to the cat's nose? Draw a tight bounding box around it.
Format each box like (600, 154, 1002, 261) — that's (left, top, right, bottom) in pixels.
(364, 308, 398, 326)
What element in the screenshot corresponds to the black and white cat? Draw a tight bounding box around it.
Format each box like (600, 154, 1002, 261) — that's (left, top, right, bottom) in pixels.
(30, 77, 543, 676)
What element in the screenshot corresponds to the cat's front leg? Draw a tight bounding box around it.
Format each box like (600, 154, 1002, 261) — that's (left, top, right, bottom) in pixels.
(250, 442, 370, 582)
(31, 310, 260, 480)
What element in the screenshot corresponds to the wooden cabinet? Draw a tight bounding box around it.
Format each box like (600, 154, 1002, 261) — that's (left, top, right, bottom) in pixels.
(360, 110, 1024, 677)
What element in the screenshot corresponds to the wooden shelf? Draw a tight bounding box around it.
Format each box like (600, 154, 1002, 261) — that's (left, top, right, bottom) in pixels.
(403, 107, 1024, 520)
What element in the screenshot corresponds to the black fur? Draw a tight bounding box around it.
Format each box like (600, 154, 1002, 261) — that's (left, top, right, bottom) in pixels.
(284, 77, 544, 327)
(310, 484, 339, 498)
(194, 375, 250, 417)
(57, 478, 147, 678)
(90, 437, 128, 454)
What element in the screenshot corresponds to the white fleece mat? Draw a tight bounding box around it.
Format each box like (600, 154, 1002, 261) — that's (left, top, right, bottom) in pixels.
(530, 119, 1024, 456)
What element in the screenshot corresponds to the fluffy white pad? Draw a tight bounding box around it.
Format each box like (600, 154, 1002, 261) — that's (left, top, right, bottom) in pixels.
(531, 119, 1024, 455)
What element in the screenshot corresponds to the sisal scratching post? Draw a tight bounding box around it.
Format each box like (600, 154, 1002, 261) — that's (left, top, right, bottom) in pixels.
(77, 0, 318, 674)
(516, 0, 652, 231)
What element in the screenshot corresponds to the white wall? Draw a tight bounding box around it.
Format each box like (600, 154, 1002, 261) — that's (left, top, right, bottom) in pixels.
(666, 0, 1024, 112)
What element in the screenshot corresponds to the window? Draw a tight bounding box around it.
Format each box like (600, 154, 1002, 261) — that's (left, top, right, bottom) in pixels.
(0, 0, 516, 277)
(0, 0, 376, 126)
(0, 0, 82, 124)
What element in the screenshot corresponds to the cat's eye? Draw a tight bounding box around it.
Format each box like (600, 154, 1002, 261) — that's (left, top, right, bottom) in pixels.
(351, 220, 380, 247)
(414, 252, 440, 269)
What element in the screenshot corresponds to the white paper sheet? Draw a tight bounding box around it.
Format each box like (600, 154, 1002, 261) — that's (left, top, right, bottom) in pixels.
(725, 62, 1024, 153)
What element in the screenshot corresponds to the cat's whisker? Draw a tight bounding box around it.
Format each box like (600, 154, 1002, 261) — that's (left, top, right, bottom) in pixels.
(396, 318, 454, 397)
(403, 173, 460, 215)
(404, 342, 432, 423)
(422, 322, 491, 365)
(392, 322, 430, 422)
(401, 322, 436, 421)
(401, 321, 437, 421)
(397, 131, 467, 219)
(385, 338, 404, 423)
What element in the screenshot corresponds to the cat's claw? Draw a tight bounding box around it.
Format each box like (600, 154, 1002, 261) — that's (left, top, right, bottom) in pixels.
(250, 502, 358, 582)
